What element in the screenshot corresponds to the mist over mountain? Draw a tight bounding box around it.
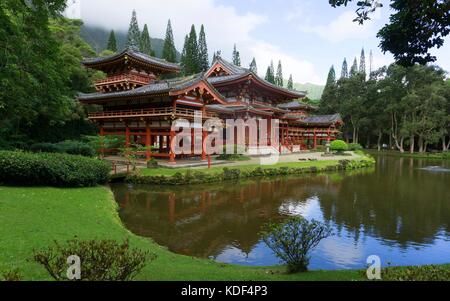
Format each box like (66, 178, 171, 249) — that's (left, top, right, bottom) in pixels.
(80, 24, 179, 59)
(293, 82, 324, 100)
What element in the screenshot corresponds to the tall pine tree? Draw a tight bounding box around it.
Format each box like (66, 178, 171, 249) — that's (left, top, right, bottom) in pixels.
(162, 19, 177, 63)
(198, 25, 209, 72)
(125, 10, 140, 51)
(341, 58, 348, 78)
(232, 44, 241, 66)
(325, 65, 336, 89)
(140, 24, 154, 56)
(275, 60, 283, 87)
(249, 57, 257, 74)
(107, 30, 117, 52)
(350, 57, 358, 77)
(287, 74, 294, 89)
(360, 48, 366, 78)
(265, 61, 275, 84)
(184, 25, 199, 75)
(180, 34, 189, 74)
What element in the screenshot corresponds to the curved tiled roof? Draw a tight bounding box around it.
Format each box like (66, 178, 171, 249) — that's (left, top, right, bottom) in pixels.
(207, 72, 307, 99)
(210, 57, 249, 75)
(278, 101, 318, 111)
(297, 114, 343, 126)
(78, 73, 204, 101)
(82, 49, 181, 72)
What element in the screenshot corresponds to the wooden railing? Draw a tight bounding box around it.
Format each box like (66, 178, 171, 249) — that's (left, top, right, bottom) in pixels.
(94, 73, 152, 86)
(88, 107, 217, 119)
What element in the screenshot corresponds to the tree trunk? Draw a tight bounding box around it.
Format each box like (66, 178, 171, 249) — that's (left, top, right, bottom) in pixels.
(409, 135, 415, 154)
(377, 131, 382, 152)
(418, 136, 424, 153)
(442, 136, 449, 152)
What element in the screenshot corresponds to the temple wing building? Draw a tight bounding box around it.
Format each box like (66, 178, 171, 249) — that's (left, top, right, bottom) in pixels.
(78, 49, 342, 163)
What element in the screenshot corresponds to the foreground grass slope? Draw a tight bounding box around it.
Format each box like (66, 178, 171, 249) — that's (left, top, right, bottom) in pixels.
(0, 186, 364, 281)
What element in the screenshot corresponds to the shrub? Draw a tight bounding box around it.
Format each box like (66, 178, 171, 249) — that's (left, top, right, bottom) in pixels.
(330, 140, 348, 153)
(57, 141, 96, 157)
(147, 158, 159, 169)
(30, 141, 95, 157)
(1, 269, 22, 281)
(442, 152, 450, 160)
(0, 151, 111, 187)
(379, 265, 450, 281)
(30, 143, 60, 153)
(84, 135, 125, 155)
(33, 239, 155, 281)
(261, 217, 332, 273)
(348, 143, 363, 151)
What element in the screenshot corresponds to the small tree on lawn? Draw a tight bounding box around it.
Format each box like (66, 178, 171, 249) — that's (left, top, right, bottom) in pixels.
(261, 217, 332, 273)
(330, 140, 349, 154)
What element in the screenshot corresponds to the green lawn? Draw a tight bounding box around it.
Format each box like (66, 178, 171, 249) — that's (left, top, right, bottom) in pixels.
(0, 186, 365, 281)
(140, 160, 342, 177)
(370, 150, 450, 160)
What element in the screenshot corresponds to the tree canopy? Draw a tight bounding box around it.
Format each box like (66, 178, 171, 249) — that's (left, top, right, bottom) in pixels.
(329, 0, 450, 66)
(162, 19, 177, 63)
(140, 24, 155, 56)
(125, 10, 140, 51)
(107, 30, 117, 52)
(0, 1, 97, 146)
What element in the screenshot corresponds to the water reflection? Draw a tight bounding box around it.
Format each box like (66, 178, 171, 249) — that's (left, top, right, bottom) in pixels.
(112, 155, 450, 270)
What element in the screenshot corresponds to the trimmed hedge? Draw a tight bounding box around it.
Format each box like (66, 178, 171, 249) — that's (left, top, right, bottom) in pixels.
(0, 151, 111, 187)
(348, 143, 363, 151)
(127, 159, 375, 186)
(30, 141, 96, 157)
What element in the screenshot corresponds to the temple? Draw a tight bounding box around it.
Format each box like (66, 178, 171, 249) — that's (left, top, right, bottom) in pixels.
(78, 49, 342, 163)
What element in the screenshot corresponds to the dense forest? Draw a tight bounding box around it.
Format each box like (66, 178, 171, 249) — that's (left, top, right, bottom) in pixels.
(320, 57, 450, 153)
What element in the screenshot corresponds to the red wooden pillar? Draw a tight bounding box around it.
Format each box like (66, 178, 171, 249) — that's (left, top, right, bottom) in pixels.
(169, 130, 176, 164)
(159, 135, 163, 152)
(267, 118, 272, 146)
(313, 129, 317, 149)
(201, 130, 207, 160)
(125, 124, 130, 148)
(145, 123, 152, 161)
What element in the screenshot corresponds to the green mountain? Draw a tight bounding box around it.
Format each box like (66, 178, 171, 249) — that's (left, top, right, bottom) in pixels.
(293, 82, 324, 100)
(80, 25, 180, 59)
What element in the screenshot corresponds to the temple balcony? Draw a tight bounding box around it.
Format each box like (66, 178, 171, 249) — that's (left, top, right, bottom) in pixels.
(94, 72, 156, 92)
(88, 107, 218, 120)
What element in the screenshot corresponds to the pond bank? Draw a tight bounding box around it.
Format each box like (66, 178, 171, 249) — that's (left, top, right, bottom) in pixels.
(127, 152, 375, 185)
(1, 185, 448, 280)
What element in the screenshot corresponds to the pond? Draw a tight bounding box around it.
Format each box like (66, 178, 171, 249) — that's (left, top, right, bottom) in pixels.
(111, 154, 450, 270)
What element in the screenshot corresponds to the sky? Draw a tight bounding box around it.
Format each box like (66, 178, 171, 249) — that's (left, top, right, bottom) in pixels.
(65, 0, 450, 85)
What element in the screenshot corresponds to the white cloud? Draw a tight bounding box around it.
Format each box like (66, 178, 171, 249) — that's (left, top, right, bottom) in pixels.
(245, 41, 323, 85)
(76, 0, 323, 84)
(78, 0, 266, 54)
(299, 11, 377, 43)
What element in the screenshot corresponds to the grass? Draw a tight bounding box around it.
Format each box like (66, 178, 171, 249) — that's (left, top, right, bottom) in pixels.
(0, 185, 365, 281)
(140, 160, 343, 177)
(370, 150, 450, 160)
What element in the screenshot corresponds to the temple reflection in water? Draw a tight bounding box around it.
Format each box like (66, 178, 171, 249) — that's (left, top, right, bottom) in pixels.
(112, 155, 450, 269)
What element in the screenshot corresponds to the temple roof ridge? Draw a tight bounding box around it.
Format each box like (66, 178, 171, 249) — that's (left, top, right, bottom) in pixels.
(82, 48, 181, 71)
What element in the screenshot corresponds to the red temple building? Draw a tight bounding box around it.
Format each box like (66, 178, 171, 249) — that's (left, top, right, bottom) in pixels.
(78, 49, 342, 163)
